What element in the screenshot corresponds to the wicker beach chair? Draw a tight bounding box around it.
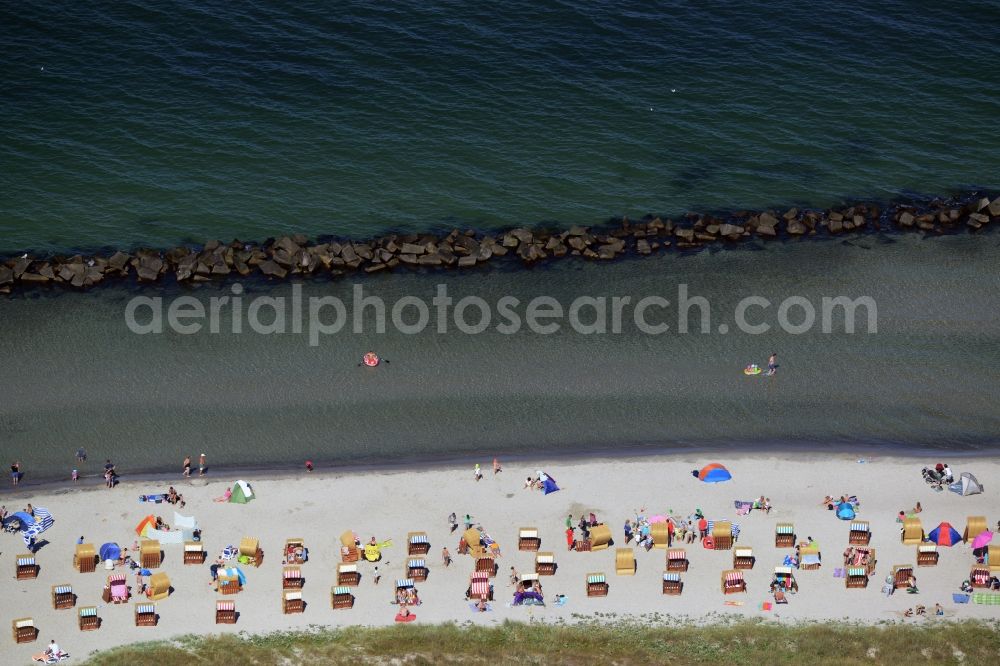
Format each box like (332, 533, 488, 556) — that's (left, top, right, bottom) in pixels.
(775, 523, 795, 548)
(183, 541, 205, 565)
(773, 566, 798, 592)
(284, 538, 307, 564)
(721, 569, 746, 594)
(586, 572, 608, 597)
(518, 527, 541, 551)
(892, 564, 914, 589)
(917, 544, 939, 567)
(970, 565, 991, 588)
(535, 552, 557, 575)
(239, 537, 264, 567)
(989, 545, 1000, 574)
(78, 606, 99, 631)
(846, 566, 869, 588)
(588, 524, 612, 551)
(149, 572, 170, 601)
(282, 590, 304, 614)
(849, 546, 877, 575)
(849, 520, 871, 545)
(667, 548, 689, 572)
(104, 573, 129, 604)
(134, 603, 157, 626)
(139, 539, 161, 569)
(475, 554, 497, 576)
(217, 572, 241, 595)
(51, 584, 75, 610)
(901, 517, 923, 545)
(283, 566, 304, 589)
(469, 576, 493, 601)
(337, 563, 359, 586)
(340, 530, 359, 562)
(799, 544, 821, 570)
(74, 543, 97, 573)
(408, 558, 429, 582)
(662, 571, 683, 595)
(331, 585, 354, 609)
(407, 532, 430, 556)
(733, 546, 755, 570)
(12, 618, 36, 644)
(964, 516, 987, 542)
(615, 548, 636, 575)
(712, 521, 733, 551)
(651, 522, 670, 549)
(16, 554, 38, 580)
(215, 599, 237, 624)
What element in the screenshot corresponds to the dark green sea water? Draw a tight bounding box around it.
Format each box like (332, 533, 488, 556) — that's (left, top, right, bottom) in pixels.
(3, 1, 1000, 253)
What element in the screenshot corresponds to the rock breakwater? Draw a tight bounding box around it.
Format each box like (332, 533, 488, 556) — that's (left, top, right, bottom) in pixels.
(2, 193, 998, 295)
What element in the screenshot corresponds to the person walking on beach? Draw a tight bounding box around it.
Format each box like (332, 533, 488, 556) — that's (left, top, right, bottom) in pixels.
(474, 463, 483, 481)
(75, 448, 87, 462)
(448, 512, 458, 533)
(373, 565, 381, 585)
(11, 461, 20, 486)
(767, 352, 777, 376)
(464, 514, 473, 530)
(509, 566, 520, 586)
(493, 457, 502, 475)
(442, 546, 452, 567)
(305, 460, 313, 472)
(198, 453, 206, 476)
(182, 456, 191, 478)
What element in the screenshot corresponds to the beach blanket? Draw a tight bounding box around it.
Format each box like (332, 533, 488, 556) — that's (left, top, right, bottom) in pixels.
(952, 593, 970, 604)
(833, 568, 845, 578)
(554, 595, 567, 607)
(734, 501, 753, 516)
(973, 592, 1000, 605)
(469, 602, 494, 612)
(139, 494, 168, 503)
(723, 600, 744, 606)
(801, 554, 821, 567)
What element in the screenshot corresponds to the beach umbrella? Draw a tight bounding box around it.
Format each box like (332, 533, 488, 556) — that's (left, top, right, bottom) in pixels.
(99, 542, 121, 561)
(692, 463, 732, 483)
(5, 511, 35, 529)
(927, 522, 962, 546)
(649, 515, 668, 524)
(970, 530, 993, 550)
(20, 507, 53, 547)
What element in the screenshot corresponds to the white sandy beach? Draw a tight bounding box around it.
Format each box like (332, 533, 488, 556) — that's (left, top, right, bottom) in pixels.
(1, 453, 997, 663)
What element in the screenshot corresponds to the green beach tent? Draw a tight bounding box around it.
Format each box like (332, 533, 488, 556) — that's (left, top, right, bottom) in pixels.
(229, 480, 255, 504)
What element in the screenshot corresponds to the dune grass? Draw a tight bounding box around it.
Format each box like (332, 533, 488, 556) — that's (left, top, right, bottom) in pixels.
(83, 618, 1000, 665)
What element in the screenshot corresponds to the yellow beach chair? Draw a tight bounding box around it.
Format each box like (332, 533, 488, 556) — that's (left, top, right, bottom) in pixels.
(964, 516, 987, 542)
(901, 517, 923, 545)
(74, 543, 97, 573)
(615, 548, 636, 575)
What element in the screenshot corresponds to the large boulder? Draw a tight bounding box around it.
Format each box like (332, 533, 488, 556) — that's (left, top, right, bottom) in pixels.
(258, 260, 287, 278)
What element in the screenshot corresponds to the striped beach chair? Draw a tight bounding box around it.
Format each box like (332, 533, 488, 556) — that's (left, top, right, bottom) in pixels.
(518, 527, 541, 551)
(775, 523, 795, 548)
(106, 573, 129, 603)
(892, 564, 914, 589)
(469, 577, 492, 601)
(667, 548, 688, 572)
(331, 585, 354, 609)
(16, 554, 38, 580)
(215, 600, 237, 624)
(475, 555, 497, 576)
(134, 603, 157, 626)
(52, 584, 75, 610)
(396, 578, 415, 591)
(662, 571, 683, 595)
(773, 566, 798, 592)
(183, 541, 205, 565)
(846, 566, 868, 589)
(722, 569, 746, 594)
(586, 572, 608, 597)
(849, 520, 870, 545)
(407, 558, 428, 582)
(78, 606, 99, 631)
(970, 565, 991, 588)
(283, 566, 304, 589)
(407, 532, 430, 556)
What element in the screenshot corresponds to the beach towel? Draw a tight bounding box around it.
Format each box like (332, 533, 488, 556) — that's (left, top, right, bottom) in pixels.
(760, 602, 772, 611)
(801, 554, 821, 567)
(469, 602, 494, 612)
(952, 593, 970, 604)
(972, 592, 1000, 605)
(734, 501, 753, 516)
(723, 600, 744, 606)
(554, 595, 567, 607)
(833, 568, 845, 578)
(139, 494, 168, 503)
(395, 611, 416, 623)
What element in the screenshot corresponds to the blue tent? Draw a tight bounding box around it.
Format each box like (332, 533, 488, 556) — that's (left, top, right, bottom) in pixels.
(836, 502, 855, 520)
(542, 478, 560, 494)
(5, 511, 34, 529)
(100, 542, 121, 562)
